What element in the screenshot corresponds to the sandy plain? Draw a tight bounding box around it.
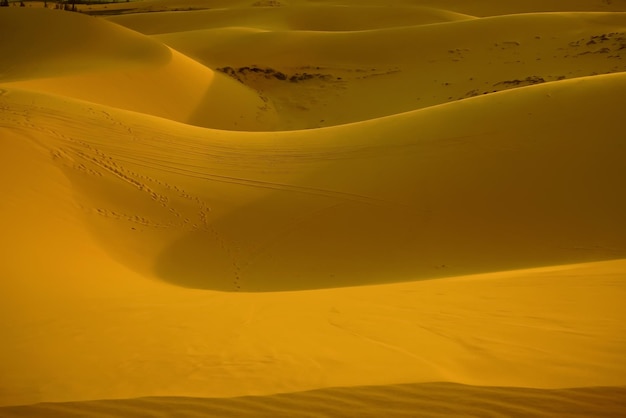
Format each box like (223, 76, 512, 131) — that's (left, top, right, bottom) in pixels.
(1, 0, 626, 416)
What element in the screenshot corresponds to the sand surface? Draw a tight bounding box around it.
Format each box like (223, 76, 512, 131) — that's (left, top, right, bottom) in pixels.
(1, 1, 626, 416)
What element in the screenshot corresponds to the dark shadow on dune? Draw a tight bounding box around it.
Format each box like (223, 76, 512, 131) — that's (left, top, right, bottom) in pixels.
(185, 69, 279, 131)
(3, 382, 626, 417)
(153, 195, 438, 292)
(157, 76, 626, 292)
(153, 182, 626, 292)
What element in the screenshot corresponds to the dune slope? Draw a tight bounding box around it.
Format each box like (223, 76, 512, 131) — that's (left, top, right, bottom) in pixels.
(2, 71, 625, 292)
(2, 383, 626, 418)
(125, 10, 626, 128)
(0, 9, 277, 130)
(1, 72, 626, 405)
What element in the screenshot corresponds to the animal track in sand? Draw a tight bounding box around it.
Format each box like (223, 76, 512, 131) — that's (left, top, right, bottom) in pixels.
(89, 207, 174, 229)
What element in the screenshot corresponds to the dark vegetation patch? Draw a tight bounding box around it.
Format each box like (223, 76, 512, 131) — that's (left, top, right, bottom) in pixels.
(494, 75, 546, 87)
(567, 32, 626, 55)
(217, 66, 334, 83)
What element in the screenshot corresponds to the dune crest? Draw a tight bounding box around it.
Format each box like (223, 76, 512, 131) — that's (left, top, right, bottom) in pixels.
(106, 5, 475, 34)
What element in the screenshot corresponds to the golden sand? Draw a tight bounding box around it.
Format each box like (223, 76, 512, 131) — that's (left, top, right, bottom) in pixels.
(1, 1, 625, 416)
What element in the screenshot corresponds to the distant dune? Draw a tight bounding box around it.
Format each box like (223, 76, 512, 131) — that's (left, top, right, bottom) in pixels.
(0, 8, 278, 130)
(115, 8, 626, 129)
(1, 1, 625, 416)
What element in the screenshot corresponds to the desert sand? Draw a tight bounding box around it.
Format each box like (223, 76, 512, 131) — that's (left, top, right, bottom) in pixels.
(1, 0, 626, 416)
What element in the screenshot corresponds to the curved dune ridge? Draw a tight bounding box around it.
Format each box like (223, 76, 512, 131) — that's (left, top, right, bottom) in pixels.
(2, 74, 626, 291)
(0, 8, 171, 81)
(2, 383, 626, 418)
(0, 9, 278, 130)
(106, 5, 476, 34)
(1, 0, 626, 416)
(130, 10, 626, 129)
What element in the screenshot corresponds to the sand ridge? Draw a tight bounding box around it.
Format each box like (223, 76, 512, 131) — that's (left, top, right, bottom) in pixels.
(1, 8, 278, 130)
(149, 11, 626, 129)
(2, 383, 626, 417)
(1, 0, 626, 416)
(2, 71, 625, 291)
(1, 76, 625, 405)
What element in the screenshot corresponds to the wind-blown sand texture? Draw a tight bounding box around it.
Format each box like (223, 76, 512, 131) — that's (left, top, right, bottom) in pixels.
(1, 0, 626, 416)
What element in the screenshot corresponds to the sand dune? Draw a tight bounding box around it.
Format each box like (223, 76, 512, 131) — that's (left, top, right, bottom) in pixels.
(104, 3, 626, 129)
(1, 74, 625, 406)
(1, 1, 626, 416)
(2, 72, 625, 291)
(0, 8, 170, 82)
(147, 11, 626, 129)
(106, 5, 475, 34)
(2, 383, 626, 418)
(0, 9, 277, 130)
(89, 0, 626, 17)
